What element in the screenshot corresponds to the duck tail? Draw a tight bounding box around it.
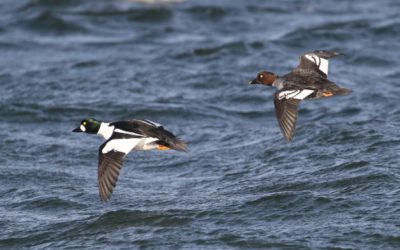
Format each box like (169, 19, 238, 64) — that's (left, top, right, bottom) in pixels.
(335, 87, 352, 95)
(157, 138, 188, 152)
(170, 138, 188, 152)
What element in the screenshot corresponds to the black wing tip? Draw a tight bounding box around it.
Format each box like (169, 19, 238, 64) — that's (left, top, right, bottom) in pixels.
(99, 182, 114, 202)
(280, 126, 295, 143)
(99, 188, 112, 202)
(100, 196, 110, 202)
(284, 134, 294, 143)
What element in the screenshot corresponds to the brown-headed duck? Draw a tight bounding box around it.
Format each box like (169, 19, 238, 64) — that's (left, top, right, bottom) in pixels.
(250, 50, 351, 142)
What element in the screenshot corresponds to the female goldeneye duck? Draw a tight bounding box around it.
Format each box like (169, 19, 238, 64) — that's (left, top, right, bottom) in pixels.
(249, 50, 352, 142)
(73, 118, 188, 202)
(250, 71, 277, 86)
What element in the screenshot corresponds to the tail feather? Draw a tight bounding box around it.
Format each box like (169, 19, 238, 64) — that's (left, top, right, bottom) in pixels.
(335, 87, 352, 95)
(156, 138, 188, 152)
(171, 138, 188, 152)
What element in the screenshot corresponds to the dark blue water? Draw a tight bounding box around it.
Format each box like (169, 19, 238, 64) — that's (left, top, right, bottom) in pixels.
(1, 0, 400, 249)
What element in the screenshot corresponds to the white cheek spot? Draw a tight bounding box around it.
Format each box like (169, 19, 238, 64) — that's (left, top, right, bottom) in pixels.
(80, 125, 86, 132)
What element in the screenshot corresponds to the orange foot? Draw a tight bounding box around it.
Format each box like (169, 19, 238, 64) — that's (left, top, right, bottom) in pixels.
(158, 145, 171, 150)
(322, 91, 334, 97)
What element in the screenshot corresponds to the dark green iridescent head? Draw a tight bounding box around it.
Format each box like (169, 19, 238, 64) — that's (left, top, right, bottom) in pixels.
(72, 118, 101, 134)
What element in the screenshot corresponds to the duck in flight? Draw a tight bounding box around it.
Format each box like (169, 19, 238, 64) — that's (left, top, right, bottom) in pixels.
(73, 118, 187, 202)
(250, 50, 351, 142)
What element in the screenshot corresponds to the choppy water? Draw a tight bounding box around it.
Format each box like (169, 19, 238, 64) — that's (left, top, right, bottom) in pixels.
(1, 0, 400, 249)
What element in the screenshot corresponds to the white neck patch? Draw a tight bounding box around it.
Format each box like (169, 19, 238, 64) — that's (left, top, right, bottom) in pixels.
(97, 122, 114, 140)
(305, 54, 329, 75)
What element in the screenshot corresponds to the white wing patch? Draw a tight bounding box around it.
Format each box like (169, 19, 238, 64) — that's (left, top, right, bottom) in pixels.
(278, 89, 315, 100)
(114, 129, 144, 137)
(102, 138, 142, 154)
(305, 54, 329, 75)
(102, 137, 161, 154)
(141, 119, 162, 128)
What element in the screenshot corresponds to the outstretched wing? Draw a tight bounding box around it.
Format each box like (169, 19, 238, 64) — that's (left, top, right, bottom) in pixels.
(273, 89, 315, 142)
(98, 145, 125, 202)
(298, 50, 341, 77)
(97, 135, 142, 202)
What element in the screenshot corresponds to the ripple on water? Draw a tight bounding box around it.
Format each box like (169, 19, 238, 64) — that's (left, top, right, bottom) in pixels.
(85, 209, 191, 231)
(1, 0, 400, 249)
(184, 6, 228, 20)
(19, 11, 87, 34)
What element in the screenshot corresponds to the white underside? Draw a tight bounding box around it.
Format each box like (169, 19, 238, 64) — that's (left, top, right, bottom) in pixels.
(102, 137, 159, 154)
(305, 54, 329, 75)
(279, 89, 315, 100)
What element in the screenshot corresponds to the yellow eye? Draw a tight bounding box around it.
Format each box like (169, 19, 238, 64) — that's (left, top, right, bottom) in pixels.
(83, 121, 87, 126)
(259, 74, 263, 78)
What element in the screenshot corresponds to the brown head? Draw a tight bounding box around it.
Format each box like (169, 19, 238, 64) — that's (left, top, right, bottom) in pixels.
(249, 71, 277, 86)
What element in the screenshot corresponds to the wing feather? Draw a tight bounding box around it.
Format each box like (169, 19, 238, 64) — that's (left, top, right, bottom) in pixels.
(110, 120, 187, 152)
(298, 50, 341, 77)
(273, 92, 301, 142)
(98, 143, 125, 202)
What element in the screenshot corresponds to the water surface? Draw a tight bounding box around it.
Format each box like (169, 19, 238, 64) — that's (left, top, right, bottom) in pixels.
(1, 0, 400, 249)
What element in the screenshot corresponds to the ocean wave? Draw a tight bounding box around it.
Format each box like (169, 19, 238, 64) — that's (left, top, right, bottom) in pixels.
(85, 209, 190, 230)
(18, 11, 87, 34)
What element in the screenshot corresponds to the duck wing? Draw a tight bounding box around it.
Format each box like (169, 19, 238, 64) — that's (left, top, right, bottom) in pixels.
(98, 145, 125, 202)
(97, 134, 144, 202)
(111, 120, 188, 152)
(273, 88, 315, 142)
(297, 50, 341, 78)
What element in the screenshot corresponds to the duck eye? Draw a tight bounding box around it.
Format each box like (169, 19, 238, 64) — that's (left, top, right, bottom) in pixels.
(83, 121, 87, 126)
(259, 74, 263, 78)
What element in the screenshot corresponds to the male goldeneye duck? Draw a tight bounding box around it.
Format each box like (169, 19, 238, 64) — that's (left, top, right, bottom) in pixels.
(73, 118, 188, 202)
(249, 50, 351, 142)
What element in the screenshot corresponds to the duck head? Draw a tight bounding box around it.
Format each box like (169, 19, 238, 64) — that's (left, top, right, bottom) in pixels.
(249, 71, 277, 86)
(73, 118, 101, 134)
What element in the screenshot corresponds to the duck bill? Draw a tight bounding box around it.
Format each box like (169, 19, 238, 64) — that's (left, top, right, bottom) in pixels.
(72, 127, 82, 132)
(249, 78, 260, 85)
